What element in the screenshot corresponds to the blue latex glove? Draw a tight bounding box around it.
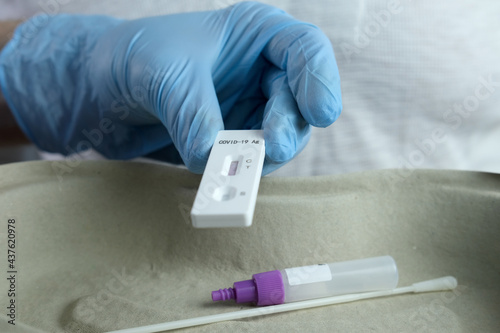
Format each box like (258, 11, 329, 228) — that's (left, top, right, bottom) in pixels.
(0, 2, 341, 174)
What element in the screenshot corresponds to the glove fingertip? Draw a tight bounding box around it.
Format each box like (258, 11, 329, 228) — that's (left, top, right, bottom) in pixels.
(262, 159, 284, 176)
(185, 138, 215, 174)
(184, 118, 224, 174)
(296, 70, 343, 128)
(265, 141, 295, 164)
(307, 95, 342, 128)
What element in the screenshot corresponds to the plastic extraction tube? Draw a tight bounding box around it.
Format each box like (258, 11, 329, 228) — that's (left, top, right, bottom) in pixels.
(212, 255, 399, 306)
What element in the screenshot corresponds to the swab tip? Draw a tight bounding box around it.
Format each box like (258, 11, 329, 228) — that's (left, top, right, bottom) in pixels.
(412, 276, 457, 293)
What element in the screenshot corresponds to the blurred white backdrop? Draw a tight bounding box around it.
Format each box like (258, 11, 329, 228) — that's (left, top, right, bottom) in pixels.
(1, 0, 499, 176)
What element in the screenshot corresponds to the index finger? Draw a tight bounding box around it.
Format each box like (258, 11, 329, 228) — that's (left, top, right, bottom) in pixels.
(262, 15, 342, 127)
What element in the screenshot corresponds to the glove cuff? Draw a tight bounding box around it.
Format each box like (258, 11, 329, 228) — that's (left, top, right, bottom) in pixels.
(0, 14, 122, 154)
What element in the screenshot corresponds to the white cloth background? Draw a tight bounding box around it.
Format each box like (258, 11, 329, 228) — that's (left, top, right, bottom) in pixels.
(1, 0, 499, 177)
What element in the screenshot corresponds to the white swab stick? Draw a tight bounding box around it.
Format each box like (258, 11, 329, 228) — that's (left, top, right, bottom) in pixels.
(106, 276, 457, 333)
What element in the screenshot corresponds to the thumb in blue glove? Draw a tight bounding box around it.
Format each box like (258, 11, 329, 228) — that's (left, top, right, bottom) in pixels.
(0, 2, 342, 175)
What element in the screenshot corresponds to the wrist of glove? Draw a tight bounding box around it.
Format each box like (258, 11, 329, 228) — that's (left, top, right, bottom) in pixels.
(0, 15, 130, 156)
(0, 2, 342, 175)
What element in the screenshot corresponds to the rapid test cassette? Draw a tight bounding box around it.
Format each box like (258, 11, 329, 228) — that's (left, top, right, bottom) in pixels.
(191, 130, 265, 228)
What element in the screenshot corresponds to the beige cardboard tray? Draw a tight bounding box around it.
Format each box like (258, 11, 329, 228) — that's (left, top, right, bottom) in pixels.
(1, 161, 499, 332)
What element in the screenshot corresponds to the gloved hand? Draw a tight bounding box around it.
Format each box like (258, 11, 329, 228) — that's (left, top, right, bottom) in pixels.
(0, 1, 342, 174)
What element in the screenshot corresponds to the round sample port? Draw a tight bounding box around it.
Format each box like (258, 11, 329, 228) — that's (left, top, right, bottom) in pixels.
(213, 186, 237, 201)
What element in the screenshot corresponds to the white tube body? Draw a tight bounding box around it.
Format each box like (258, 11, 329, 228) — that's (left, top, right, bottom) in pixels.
(281, 256, 398, 303)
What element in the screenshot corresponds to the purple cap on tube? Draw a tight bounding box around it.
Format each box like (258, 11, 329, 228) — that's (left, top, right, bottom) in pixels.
(211, 270, 285, 306)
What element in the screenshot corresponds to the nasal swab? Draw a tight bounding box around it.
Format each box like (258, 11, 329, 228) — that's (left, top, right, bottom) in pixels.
(106, 276, 457, 333)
